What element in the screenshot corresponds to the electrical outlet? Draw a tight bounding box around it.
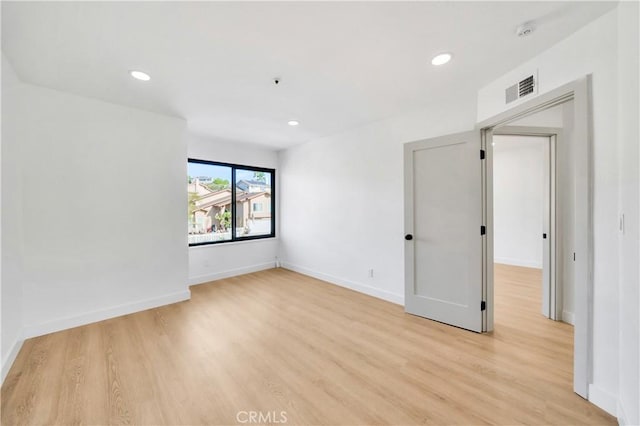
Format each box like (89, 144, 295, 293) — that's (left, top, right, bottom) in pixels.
(368, 269, 374, 278)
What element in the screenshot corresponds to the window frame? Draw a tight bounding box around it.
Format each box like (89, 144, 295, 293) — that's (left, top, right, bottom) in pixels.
(188, 158, 276, 246)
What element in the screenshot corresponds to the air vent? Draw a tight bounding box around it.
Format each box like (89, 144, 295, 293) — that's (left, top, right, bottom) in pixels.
(505, 72, 538, 104)
(505, 84, 518, 103)
(519, 75, 535, 97)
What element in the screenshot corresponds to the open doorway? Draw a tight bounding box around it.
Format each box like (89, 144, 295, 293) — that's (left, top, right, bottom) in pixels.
(487, 120, 581, 404)
(492, 133, 557, 325)
(479, 78, 591, 398)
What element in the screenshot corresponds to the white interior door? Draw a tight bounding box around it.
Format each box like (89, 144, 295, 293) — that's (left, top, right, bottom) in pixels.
(404, 131, 484, 332)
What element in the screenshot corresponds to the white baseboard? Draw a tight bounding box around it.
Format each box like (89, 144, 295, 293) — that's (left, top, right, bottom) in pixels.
(588, 384, 618, 417)
(22, 289, 191, 340)
(1, 337, 24, 384)
(281, 262, 403, 305)
(189, 261, 276, 285)
(494, 257, 542, 269)
(562, 310, 575, 325)
(617, 400, 629, 425)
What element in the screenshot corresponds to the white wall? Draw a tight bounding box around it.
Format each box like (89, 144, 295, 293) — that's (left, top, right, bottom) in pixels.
(1, 67, 190, 381)
(478, 6, 638, 420)
(278, 98, 477, 304)
(187, 133, 279, 284)
(493, 135, 545, 269)
(1, 54, 25, 381)
(616, 2, 639, 425)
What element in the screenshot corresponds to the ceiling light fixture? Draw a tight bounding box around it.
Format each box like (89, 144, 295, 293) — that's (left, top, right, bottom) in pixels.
(130, 70, 151, 81)
(287, 120, 299, 126)
(431, 53, 452, 66)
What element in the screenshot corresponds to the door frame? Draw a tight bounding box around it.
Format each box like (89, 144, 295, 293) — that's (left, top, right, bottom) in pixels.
(490, 127, 560, 320)
(476, 76, 593, 399)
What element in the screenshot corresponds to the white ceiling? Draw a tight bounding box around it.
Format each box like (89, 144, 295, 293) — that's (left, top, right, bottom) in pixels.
(2, 1, 615, 149)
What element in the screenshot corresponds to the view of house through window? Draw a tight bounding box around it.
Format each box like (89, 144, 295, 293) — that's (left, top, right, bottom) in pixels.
(188, 159, 275, 245)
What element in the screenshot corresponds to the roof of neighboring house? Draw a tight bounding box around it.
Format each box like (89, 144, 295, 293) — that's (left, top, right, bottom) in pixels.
(237, 179, 269, 187)
(194, 191, 270, 211)
(196, 188, 231, 202)
(239, 192, 270, 202)
(195, 197, 231, 211)
(188, 182, 214, 194)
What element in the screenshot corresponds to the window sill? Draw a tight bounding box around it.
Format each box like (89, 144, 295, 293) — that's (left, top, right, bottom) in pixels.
(188, 236, 278, 249)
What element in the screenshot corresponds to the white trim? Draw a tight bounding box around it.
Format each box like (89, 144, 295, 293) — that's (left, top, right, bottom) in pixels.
(281, 262, 403, 305)
(22, 289, 191, 340)
(1, 337, 24, 384)
(617, 400, 629, 426)
(562, 310, 575, 325)
(588, 384, 618, 417)
(189, 262, 276, 285)
(189, 237, 278, 249)
(494, 258, 542, 269)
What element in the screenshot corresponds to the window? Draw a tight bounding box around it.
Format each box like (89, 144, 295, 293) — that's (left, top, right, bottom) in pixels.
(188, 159, 275, 245)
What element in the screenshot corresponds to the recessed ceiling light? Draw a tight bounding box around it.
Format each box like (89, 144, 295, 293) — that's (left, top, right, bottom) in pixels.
(130, 70, 151, 81)
(288, 120, 299, 126)
(431, 53, 452, 66)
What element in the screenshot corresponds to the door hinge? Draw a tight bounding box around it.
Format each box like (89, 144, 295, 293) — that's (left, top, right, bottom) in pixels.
(481, 301, 486, 311)
(480, 225, 486, 235)
(480, 149, 486, 160)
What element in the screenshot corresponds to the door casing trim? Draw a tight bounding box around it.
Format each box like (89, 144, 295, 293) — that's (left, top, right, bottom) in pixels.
(476, 76, 593, 399)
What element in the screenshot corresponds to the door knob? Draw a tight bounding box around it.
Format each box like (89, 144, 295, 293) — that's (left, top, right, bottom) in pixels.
(405, 234, 413, 241)
(543, 233, 547, 239)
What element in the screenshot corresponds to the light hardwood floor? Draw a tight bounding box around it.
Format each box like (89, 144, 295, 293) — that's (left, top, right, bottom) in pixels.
(1, 265, 614, 425)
